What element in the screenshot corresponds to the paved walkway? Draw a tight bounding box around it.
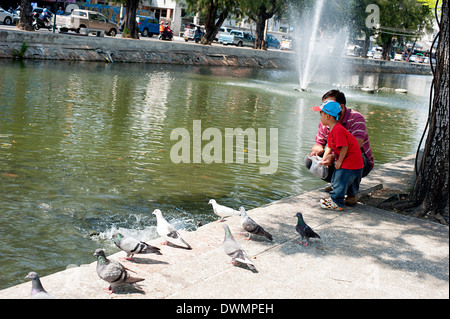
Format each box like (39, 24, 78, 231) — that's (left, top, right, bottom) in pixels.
(0, 155, 448, 299)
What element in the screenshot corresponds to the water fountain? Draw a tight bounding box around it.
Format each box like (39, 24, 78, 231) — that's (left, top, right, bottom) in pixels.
(292, 0, 350, 92)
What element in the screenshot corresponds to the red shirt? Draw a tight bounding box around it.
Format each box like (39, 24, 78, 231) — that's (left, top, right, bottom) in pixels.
(315, 108, 374, 169)
(328, 123, 364, 170)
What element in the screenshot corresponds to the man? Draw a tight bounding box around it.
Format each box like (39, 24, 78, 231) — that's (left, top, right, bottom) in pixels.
(305, 89, 374, 206)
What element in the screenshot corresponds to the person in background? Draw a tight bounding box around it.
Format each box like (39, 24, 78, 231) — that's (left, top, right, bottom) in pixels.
(56, 7, 64, 15)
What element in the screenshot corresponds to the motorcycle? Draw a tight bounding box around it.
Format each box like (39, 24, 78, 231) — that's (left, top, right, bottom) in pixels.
(32, 12, 53, 31)
(158, 26, 173, 41)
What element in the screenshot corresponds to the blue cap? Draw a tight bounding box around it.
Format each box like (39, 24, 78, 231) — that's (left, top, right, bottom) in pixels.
(312, 100, 342, 120)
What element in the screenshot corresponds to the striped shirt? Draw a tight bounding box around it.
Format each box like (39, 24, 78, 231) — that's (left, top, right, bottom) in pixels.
(314, 108, 374, 169)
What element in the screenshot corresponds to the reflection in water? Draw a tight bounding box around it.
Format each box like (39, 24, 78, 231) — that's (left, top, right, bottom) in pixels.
(0, 60, 431, 289)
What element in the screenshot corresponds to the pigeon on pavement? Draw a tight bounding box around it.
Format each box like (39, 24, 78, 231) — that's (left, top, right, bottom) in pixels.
(24, 272, 53, 299)
(295, 212, 321, 246)
(208, 199, 240, 222)
(239, 206, 273, 241)
(152, 209, 192, 249)
(112, 232, 162, 261)
(93, 249, 144, 293)
(222, 224, 256, 271)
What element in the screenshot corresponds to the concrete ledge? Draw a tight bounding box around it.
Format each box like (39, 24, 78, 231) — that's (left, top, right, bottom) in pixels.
(0, 155, 447, 299)
(0, 29, 432, 74)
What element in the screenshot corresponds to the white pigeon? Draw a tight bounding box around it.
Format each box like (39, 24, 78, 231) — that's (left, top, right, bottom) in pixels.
(152, 209, 192, 249)
(208, 199, 240, 222)
(24, 272, 54, 299)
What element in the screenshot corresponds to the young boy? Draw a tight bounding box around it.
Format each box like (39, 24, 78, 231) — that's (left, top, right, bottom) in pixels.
(312, 100, 364, 211)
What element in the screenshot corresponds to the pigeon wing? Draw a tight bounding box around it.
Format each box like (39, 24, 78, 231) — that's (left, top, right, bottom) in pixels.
(305, 225, 320, 239)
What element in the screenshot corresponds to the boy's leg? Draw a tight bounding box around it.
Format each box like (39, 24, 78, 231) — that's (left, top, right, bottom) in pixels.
(346, 168, 363, 197)
(330, 169, 348, 207)
(345, 169, 363, 206)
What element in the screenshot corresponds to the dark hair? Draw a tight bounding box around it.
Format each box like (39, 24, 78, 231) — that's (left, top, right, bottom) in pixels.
(322, 89, 346, 106)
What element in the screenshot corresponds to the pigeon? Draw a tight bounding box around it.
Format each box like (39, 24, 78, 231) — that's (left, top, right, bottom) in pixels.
(208, 199, 240, 222)
(295, 212, 321, 246)
(93, 249, 144, 293)
(222, 224, 256, 271)
(152, 209, 192, 249)
(24, 272, 53, 299)
(239, 206, 273, 241)
(112, 232, 162, 261)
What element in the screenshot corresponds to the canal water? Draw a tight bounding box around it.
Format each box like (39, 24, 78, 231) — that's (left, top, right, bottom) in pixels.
(0, 59, 431, 290)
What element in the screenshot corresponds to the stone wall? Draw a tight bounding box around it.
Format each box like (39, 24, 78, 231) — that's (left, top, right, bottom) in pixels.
(0, 29, 432, 74)
(0, 30, 292, 68)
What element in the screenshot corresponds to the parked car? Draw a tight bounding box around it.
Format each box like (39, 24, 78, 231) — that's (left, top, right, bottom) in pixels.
(280, 36, 294, 51)
(266, 34, 280, 49)
(136, 15, 159, 37)
(415, 53, 424, 63)
(215, 26, 233, 41)
(218, 30, 254, 47)
(56, 9, 118, 36)
(394, 53, 402, 61)
(373, 51, 382, 59)
(0, 7, 14, 25)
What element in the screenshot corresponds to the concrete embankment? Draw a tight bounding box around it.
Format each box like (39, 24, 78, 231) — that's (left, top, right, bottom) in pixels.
(0, 29, 432, 74)
(0, 154, 447, 299)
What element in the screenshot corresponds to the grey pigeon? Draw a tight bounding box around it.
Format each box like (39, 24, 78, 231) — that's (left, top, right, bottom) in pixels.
(222, 224, 256, 271)
(24, 272, 53, 299)
(152, 209, 192, 249)
(112, 232, 162, 261)
(93, 249, 144, 293)
(208, 199, 240, 222)
(239, 206, 273, 241)
(295, 212, 321, 246)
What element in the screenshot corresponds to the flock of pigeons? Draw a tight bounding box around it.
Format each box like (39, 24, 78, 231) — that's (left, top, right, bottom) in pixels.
(24, 199, 321, 298)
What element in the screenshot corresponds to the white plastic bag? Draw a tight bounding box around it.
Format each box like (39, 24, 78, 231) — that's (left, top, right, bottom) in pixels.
(308, 155, 329, 180)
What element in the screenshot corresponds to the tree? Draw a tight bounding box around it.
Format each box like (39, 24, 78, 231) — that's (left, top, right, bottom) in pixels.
(377, 0, 433, 60)
(349, 0, 434, 60)
(404, 0, 449, 224)
(182, 0, 239, 45)
(17, 0, 33, 31)
(349, 0, 378, 58)
(240, 0, 288, 50)
(120, 0, 140, 39)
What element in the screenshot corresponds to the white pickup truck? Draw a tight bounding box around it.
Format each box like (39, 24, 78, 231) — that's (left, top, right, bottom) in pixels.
(218, 30, 255, 47)
(56, 9, 118, 36)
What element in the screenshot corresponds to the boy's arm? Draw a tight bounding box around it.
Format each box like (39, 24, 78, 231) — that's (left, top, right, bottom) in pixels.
(321, 145, 334, 166)
(335, 146, 348, 170)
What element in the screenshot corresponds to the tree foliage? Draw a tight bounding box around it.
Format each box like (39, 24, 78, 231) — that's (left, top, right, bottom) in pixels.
(350, 0, 434, 60)
(182, 0, 240, 45)
(239, 0, 289, 49)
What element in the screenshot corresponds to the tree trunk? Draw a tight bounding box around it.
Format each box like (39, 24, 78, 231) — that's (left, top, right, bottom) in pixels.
(408, 0, 449, 224)
(202, 0, 229, 45)
(254, 13, 268, 50)
(382, 37, 392, 60)
(362, 31, 371, 58)
(17, 0, 33, 31)
(124, 0, 139, 39)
